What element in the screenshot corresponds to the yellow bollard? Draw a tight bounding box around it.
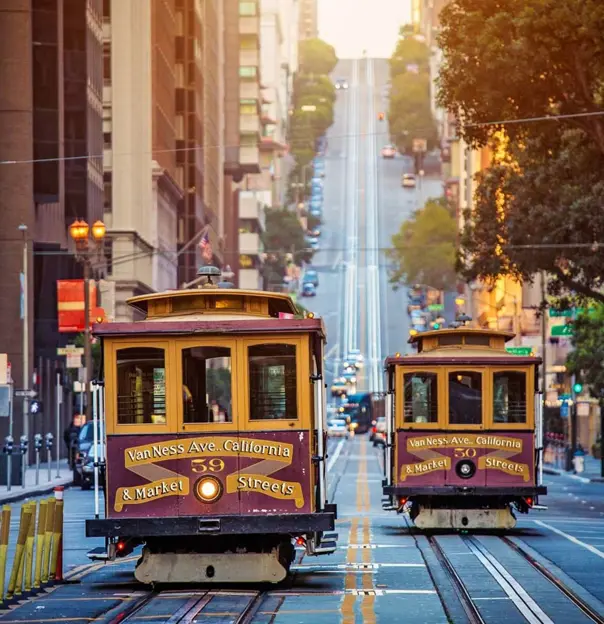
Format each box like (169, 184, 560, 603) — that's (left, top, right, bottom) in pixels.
(49, 498, 63, 581)
(6, 505, 32, 601)
(41, 498, 55, 585)
(33, 500, 47, 590)
(0, 505, 11, 603)
(24, 502, 36, 593)
(14, 506, 26, 598)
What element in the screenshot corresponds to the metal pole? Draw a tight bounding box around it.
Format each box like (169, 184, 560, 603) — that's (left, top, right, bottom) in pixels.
(83, 260, 92, 423)
(20, 227, 29, 455)
(385, 390, 393, 487)
(7, 386, 13, 491)
(92, 383, 99, 519)
(600, 396, 604, 478)
(55, 372, 61, 478)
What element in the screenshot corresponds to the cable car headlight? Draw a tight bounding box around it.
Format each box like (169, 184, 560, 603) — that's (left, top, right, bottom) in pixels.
(195, 476, 223, 503)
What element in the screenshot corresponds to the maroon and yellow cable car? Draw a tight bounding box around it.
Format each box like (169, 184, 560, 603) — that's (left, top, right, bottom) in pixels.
(382, 327, 547, 530)
(86, 270, 336, 583)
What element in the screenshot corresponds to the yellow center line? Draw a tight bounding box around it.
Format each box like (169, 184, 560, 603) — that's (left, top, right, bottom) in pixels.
(359, 439, 376, 624)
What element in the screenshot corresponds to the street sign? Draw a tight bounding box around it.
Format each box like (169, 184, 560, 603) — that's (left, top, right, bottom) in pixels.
(506, 347, 533, 356)
(551, 325, 573, 337)
(412, 138, 427, 152)
(66, 354, 82, 369)
(57, 346, 84, 356)
(549, 308, 584, 317)
(14, 389, 37, 398)
(560, 402, 569, 418)
(427, 304, 444, 311)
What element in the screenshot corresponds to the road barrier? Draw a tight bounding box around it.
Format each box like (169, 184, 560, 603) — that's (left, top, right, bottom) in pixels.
(0, 486, 64, 606)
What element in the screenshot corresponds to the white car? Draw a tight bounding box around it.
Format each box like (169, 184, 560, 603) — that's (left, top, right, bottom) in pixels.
(402, 173, 416, 188)
(327, 418, 348, 437)
(346, 350, 364, 369)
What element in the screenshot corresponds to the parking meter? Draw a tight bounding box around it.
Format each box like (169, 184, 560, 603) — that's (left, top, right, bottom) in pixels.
(34, 433, 43, 486)
(3, 436, 13, 491)
(19, 435, 28, 455)
(45, 433, 53, 482)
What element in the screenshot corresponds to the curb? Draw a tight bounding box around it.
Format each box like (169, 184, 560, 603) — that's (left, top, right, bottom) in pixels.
(543, 466, 604, 483)
(0, 480, 73, 505)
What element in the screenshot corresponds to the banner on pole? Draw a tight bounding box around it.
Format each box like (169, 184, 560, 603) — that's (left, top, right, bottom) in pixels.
(57, 280, 105, 332)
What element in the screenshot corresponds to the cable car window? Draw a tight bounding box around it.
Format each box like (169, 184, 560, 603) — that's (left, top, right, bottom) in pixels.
(464, 335, 490, 346)
(249, 344, 297, 420)
(448, 371, 482, 425)
(116, 347, 166, 424)
(182, 347, 232, 423)
(403, 372, 438, 423)
(493, 371, 527, 423)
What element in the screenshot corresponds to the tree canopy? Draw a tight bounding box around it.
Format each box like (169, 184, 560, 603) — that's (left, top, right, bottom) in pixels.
(567, 306, 604, 400)
(387, 198, 457, 291)
(298, 38, 338, 75)
(438, 0, 604, 303)
(262, 207, 312, 267)
(387, 26, 437, 153)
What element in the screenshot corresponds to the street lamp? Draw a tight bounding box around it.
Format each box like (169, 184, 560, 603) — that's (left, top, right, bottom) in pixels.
(69, 219, 106, 424)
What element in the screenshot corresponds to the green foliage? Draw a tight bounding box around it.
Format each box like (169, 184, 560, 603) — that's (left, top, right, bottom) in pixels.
(298, 38, 338, 75)
(567, 305, 604, 399)
(262, 207, 313, 268)
(437, 0, 604, 152)
(439, 0, 604, 303)
(387, 26, 437, 153)
(387, 198, 457, 291)
(73, 333, 101, 377)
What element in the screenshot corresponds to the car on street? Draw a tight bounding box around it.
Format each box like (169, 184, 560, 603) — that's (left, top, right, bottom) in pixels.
(381, 145, 396, 158)
(73, 420, 100, 486)
(309, 227, 321, 237)
(342, 368, 357, 385)
(303, 269, 319, 287)
(301, 282, 316, 297)
(372, 417, 387, 447)
(346, 349, 364, 369)
(310, 207, 322, 218)
(310, 197, 322, 209)
(307, 236, 319, 250)
(327, 418, 349, 437)
(402, 173, 416, 188)
(335, 78, 348, 90)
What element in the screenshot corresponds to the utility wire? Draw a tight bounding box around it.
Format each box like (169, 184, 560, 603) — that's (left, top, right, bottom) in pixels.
(466, 110, 604, 128)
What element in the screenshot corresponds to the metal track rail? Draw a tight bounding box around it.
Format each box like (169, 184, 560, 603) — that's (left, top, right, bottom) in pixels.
(427, 536, 486, 624)
(501, 537, 604, 624)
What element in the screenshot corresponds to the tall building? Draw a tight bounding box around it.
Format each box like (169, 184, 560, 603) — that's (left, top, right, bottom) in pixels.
(298, 0, 317, 41)
(102, 0, 184, 321)
(0, 1, 104, 470)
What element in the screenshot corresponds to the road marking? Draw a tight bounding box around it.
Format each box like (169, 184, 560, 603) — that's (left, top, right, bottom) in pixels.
(535, 520, 604, 559)
(326, 438, 346, 473)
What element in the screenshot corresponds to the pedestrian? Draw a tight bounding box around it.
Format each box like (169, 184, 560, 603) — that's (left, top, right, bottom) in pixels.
(63, 418, 81, 470)
(573, 445, 586, 474)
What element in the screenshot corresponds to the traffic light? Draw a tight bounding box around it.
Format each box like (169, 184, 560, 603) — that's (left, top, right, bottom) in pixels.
(573, 382, 583, 394)
(29, 400, 42, 415)
(432, 322, 441, 330)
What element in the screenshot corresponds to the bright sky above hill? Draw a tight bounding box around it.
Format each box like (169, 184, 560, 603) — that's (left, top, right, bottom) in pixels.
(318, 0, 412, 59)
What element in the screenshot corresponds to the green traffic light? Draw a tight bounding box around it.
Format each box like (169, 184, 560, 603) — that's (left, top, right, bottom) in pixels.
(433, 323, 440, 329)
(573, 382, 583, 394)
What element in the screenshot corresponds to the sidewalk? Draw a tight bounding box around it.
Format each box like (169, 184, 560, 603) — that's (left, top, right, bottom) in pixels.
(544, 454, 604, 483)
(0, 459, 73, 505)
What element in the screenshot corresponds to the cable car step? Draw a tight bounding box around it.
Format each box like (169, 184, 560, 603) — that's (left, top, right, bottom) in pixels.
(314, 540, 337, 554)
(532, 504, 548, 511)
(322, 532, 338, 541)
(87, 547, 110, 561)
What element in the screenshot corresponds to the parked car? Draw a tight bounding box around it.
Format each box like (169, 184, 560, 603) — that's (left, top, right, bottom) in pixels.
(303, 269, 319, 287)
(301, 282, 316, 297)
(307, 236, 319, 250)
(381, 145, 396, 159)
(335, 78, 349, 90)
(73, 420, 100, 486)
(346, 349, 364, 369)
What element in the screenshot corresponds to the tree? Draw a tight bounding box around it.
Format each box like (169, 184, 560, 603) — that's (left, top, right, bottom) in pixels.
(298, 38, 338, 76)
(389, 27, 430, 77)
(387, 199, 457, 291)
(438, 0, 604, 303)
(567, 306, 604, 398)
(388, 73, 438, 152)
(293, 74, 336, 106)
(437, 0, 604, 154)
(262, 207, 312, 265)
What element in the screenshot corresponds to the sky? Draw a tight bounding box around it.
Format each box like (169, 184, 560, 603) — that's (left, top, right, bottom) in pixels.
(318, 0, 412, 59)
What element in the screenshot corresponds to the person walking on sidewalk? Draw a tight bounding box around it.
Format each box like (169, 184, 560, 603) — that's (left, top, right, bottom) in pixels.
(63, 419, 81, 470)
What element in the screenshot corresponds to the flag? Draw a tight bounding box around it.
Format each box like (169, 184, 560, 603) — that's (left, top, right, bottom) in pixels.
(199, 229, 213, 262)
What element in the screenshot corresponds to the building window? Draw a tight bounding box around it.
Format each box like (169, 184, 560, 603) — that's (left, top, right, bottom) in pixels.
(239, 1, 257, 16)
(116, 348, 166, 425)
(248, 344, 297, 420)
(182, 347, 232, 423)
(239, 34, 257, 50)
(239, 66, 257, 79)
(240, 99, 257, 115)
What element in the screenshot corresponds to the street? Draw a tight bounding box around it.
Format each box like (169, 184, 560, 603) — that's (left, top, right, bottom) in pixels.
(1, 438, 604, 622)
(308, 57, 443, 390)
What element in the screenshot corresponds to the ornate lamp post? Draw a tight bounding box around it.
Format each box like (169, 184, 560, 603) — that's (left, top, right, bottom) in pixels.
(69, 219, 106, 422)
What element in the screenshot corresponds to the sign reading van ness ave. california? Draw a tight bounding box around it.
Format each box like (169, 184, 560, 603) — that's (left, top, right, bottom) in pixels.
(107, 432, 312, 516)
(397, 433, 534, 485)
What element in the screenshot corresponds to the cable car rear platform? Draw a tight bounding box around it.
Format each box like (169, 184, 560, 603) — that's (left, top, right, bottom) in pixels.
(86, 508, 337, 538)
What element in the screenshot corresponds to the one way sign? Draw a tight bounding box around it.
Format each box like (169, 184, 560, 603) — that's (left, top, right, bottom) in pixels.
(15, 389, 37, 398)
